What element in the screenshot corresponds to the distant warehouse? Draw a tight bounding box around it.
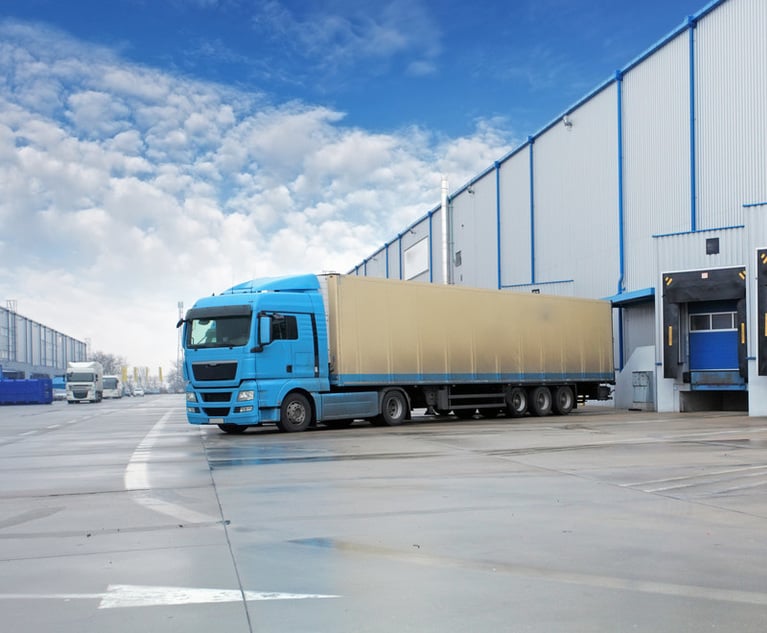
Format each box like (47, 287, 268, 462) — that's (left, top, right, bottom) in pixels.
(0, 302, 87, 379)
(351, 0, 767, 415)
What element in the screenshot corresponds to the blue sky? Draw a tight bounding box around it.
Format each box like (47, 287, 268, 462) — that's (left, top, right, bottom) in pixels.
(0, 0, 710, 373)
(3, 0, 706, 136)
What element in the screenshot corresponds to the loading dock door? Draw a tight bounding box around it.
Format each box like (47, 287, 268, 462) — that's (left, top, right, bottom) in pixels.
(662, 267, 747, 389)
(688, 302, 745, 390)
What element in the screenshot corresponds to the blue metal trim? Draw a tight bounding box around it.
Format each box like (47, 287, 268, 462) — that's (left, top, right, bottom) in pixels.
(495, 161, 502, 289)
(385, 242, 390, 278)
(331, 371, 615, 386)
(606, 287, 655, 305)
(502, 279, 574, 289)
(688, 16, 698, 232)
(616, 69, 626, 295)
(398, 233, 403, 280)
(528, 136, 536, 285)
(652, 225, 744, 239)
(743, 202, 767, 208)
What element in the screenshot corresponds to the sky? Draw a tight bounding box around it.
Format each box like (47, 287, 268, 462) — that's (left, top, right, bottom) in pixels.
(0, 0, 710, 377)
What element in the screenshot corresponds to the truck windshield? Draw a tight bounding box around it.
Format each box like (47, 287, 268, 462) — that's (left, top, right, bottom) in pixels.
(187, 315, 252, 349)
(67, 372, 94, 382)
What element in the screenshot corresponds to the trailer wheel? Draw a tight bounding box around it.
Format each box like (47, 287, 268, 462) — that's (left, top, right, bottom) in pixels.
(529, 386, 552, 416)
(277, 392, 312, 432)
(218, 423, 248, 434)
(378, 390, 408, 426)
(552, 386, 575, 415)
(506, 387, 528, 417)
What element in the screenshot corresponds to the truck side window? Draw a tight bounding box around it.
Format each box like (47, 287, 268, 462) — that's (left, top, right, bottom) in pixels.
(271, 315, 298, 340)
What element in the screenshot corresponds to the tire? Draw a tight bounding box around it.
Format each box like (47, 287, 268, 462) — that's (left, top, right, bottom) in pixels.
(529, 386, 553, 417)
(378, 390, 408, 426)
(552, 386, 575, 416)
(505, 387, 528, 417)
(277, 392, 312, 432)
(218, 423, 248, 434)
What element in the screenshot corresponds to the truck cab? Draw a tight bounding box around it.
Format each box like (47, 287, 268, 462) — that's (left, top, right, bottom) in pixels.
(180, 275, 329, 432)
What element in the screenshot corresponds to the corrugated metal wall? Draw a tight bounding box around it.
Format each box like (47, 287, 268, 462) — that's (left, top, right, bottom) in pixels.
(697, 0, 767, 227)
(622, 34, 691, 291)
(0, 306, 87, 376)
(451, 170, 497, 288)
(532, 85, 619, 299)
(498, 151, 531, 287)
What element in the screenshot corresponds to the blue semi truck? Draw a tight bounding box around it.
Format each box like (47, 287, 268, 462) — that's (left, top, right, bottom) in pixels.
(178, 274, 614, 433)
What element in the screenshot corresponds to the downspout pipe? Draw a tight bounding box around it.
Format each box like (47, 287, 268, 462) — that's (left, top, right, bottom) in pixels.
(616, 69, 626, 371)
(688, 15, 698, 233)
(616, 69, 626, 296)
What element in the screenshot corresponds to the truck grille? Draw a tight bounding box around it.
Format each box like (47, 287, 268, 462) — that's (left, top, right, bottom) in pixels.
(192, 362, 237, 381)
(202, 407, 230, 416)
(72, 389, 89, 399)
(201, 392, 231, 402)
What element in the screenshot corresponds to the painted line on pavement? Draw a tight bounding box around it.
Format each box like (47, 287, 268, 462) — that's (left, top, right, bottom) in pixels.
(124, 412, 217, 524)
(0, 584, 340, 609)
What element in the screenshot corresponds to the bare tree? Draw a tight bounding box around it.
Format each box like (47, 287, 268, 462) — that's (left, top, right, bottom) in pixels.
(91, 351, 127, 376)
(166, 357, 186, 393)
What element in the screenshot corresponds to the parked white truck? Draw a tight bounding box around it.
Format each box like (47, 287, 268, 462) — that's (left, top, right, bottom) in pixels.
(66, 361, 104, 403)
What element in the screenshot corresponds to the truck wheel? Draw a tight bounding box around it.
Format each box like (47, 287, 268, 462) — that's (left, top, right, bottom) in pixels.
(378, 390, 407, 426)
(278, 393, 312, 432)
(529, 386, 552, 416)
(218, 424, 248, 434)
(552, 386, 575, 415)
(506, 387, 528, 417)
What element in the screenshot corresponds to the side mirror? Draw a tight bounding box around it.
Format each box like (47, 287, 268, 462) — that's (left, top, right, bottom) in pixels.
(254, 315, 272, 352)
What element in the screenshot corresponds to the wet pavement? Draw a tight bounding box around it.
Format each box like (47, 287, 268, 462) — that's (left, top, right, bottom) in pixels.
(1, 396, 766, 631)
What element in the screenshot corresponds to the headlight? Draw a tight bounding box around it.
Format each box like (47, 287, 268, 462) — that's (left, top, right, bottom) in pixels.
(186, 392, 198, 402)
(237, 390, 254, 402)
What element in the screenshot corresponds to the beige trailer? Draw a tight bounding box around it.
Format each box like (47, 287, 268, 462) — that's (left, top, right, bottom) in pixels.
(321, 274, 614, 417)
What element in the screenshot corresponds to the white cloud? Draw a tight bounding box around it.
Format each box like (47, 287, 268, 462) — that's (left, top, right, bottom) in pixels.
(252, 0, 442, 78)
(0, 19, 513, 376)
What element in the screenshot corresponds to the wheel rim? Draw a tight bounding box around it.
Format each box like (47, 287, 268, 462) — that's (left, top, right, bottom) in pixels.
(286, 401, 306, 426)
(386, 396, 404, 419)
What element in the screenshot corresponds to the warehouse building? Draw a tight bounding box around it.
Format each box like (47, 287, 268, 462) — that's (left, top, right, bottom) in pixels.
(351, 0, 767, 415)
(0, 302, 87, 379)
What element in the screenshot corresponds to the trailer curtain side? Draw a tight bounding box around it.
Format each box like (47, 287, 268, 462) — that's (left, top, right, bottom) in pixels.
(321, 274, 613, 387)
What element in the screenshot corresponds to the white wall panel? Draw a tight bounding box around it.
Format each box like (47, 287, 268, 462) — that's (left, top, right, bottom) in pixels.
(503, 281, 574, 297)
(498, 150, 531, 287)
(654, 227, 745, 276)
(450, 170, 499, 289)
(622, 33, 690, 292)
(362, 249, 387, 278)
(697, 0, 767, 228)
(532, 85, 619, 299)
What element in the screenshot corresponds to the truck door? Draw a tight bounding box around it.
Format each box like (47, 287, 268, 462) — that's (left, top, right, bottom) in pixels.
(258, 312, 318, 381)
